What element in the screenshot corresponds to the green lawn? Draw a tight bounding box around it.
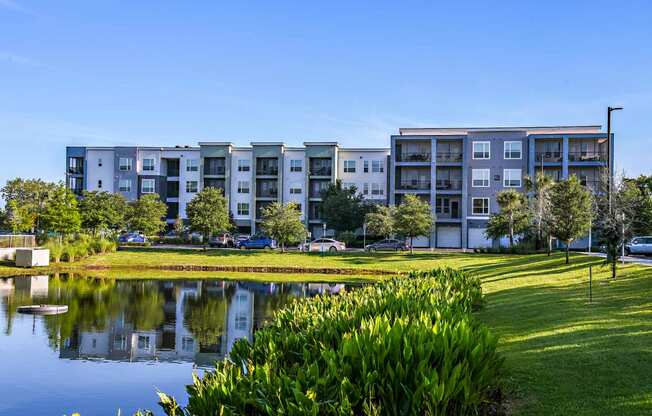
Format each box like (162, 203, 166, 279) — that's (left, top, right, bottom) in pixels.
(1, 248, 651, 414)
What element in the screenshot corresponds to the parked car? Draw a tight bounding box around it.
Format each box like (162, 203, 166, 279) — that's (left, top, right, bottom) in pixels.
(209, 233, 234, 248)
(299, 238, 346, 252)
(118, 232, 147, 243)
(365, 239, 409, 252)
(625, 236, 652, 255)
(236, 234, 276, 250)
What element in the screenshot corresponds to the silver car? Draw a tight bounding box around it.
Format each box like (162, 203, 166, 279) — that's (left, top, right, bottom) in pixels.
(625, 236, 652, 255)
(299, 238, 346, 252)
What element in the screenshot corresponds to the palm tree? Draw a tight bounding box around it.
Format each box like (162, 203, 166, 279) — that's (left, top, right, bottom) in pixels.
(496, 189, 527, 248)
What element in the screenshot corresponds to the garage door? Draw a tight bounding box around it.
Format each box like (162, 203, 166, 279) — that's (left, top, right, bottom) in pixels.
(468, 228, 492, 249)
(437, 225, 461, 248)
(410, 235, 431, 248)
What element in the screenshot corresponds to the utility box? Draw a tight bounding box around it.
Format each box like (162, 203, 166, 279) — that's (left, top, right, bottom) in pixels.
(15, 248, 50, 268)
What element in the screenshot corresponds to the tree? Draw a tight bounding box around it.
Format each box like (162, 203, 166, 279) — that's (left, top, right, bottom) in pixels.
(549, 176, 593, 264)
(1, 178, 58, 233)
(485, 189, 530, 248)
(79, 191, 128, 235)
(364, 205, 395, 239)
(6, 200, 36, 234)
(260, 202, 307, 252)
(173, 214, 185, 236)
(624, 175, 652, 236)
(126, 194, 168, 236)
(525, 173, 555, 254)
(393, 194, 433, 254)
(595, 173, 637, 279)
(41, 185, 82, 238)
(320, 180, 367, 233)
(185, 188, 230, 246)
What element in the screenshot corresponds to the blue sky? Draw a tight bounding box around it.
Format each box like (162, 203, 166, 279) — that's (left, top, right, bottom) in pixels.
(1, 0, 650, 192)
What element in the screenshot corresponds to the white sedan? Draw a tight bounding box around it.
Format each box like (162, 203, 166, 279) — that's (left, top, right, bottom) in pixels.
(299, 238, 346, 252)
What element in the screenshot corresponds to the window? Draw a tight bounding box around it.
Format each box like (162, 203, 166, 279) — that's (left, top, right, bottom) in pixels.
(186, 159, 198, 172)
(363, 183, 369, 195)
(97, 180, 102, 189)
(472, 169, 490, 187)
(141, 179, 155, 194)
(342, 182, 355, 189)
(504, 141, 522, 159)
(181, 337, 194, 352)
(289, 184, 302, 194)
(371, 183, 383, 196)
(113, 335, 126, 350)
(137, 335, 150, 350)
(98, 158, 102, 167)
(235, 314, 247, 330)
(472, 198, 490, 215)
(119, 179, 131, 192)
(343, 160, 356, 173)
(372, 160, 384, 173)
(237, 202, 249, 216)
(435, 197, 450, 214)
(503, 169, 522, 187)
(143, 158, 155, 171)
(119, 157, 132, 171)
(472, 142, 490, 159)
(186, 180, 198, 193)
(363, 160, 369, 173)
(238, 159, 250, 172)
(237, 181, 250, 193)
(290, 159, 302, 172)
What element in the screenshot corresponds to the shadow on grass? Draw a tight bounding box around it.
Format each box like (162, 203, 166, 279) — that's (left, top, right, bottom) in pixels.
(477, 267, 652, 415)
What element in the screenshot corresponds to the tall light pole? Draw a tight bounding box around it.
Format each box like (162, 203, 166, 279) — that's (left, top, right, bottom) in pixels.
(607, 106, 623, 213)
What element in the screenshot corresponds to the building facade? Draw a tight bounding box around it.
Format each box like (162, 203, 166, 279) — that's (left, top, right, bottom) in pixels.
(66, 125, 612, 248)
(66, 143, 390, 238)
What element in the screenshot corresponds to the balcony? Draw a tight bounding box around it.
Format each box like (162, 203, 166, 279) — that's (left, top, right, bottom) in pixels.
(309, 167, 332, 176)
(397, 152, 431, 162)
(166, 181, 179, 198)
(204, 179, 225, 193)
(204, 158, 226, 176)
(436, 152, 463, 163)
(166, 159, 180, 177)
(67, 166, 84, 175)
(435, 179, 462, 191)
(397, 179, 431, 190)
(256, 188, 278, 198)
(568, 152, 607, 162)
(535, 151, 562, 163)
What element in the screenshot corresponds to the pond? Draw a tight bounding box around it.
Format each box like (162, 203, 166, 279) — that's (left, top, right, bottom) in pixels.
(0, 274, 351, 416)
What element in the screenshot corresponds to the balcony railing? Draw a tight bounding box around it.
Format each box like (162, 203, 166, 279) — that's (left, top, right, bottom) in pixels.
(204, 166, 225, 176)
(309, 167, 332, 176)
(68, 167, 84, 175)
(398, 180, 431, 190)
(256, 189, 278, 198)
(435, 179, 462, 191)
(436, 212, 461, 219)
(568, 152, 607, 162)
(535, 151, 562, 162)
(436, 152, 463, 162)
(256, 167, 279, 176)
(397, 152, 431, 162)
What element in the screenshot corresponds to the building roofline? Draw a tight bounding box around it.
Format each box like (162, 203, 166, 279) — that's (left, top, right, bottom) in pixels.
(339, 147, 390, 152)
(303, 141, 339, 146)
(399, 125, 602, 135)
(250, 142, 285, 146)
(197, 142, 234, 146)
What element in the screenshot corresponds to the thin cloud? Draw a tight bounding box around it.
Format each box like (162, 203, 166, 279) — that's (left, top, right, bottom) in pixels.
(0, 0, 39, 16)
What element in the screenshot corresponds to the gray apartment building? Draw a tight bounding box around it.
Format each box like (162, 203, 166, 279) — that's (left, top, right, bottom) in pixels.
(66, 125, 611, 249)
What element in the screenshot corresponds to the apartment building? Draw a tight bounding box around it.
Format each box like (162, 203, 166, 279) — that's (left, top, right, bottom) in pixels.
(66, 142, 390, 237)
(390, 125, 611, 249)
(66, 125, 611, 247)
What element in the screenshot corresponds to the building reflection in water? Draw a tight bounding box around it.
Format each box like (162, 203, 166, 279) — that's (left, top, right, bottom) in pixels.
(0, 275, 347, 368)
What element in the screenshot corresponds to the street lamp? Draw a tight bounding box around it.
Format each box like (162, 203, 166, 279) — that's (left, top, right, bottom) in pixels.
(607, 106, 623, 213)
(321, 222, 326, 256)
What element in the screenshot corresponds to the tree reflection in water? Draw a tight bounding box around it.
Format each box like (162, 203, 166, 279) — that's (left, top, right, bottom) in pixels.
(0, 275, 348, 367)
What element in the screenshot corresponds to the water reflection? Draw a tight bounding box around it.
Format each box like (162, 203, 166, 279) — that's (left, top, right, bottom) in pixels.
(1, 275, 347, 367)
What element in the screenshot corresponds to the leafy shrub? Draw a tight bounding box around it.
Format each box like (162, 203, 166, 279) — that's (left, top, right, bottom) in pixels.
(155, 268, 503, 415)
(337, 230, 357, 246)
(43, 241, 64, 263)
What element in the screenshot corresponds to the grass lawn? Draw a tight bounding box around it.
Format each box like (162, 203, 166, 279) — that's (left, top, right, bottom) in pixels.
(1, 248, 651, 414)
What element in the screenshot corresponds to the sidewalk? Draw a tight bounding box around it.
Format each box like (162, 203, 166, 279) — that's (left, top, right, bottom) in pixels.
(581, 252, 652, 267)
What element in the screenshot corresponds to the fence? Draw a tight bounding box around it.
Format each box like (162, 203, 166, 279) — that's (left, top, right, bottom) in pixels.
(0, 235, 36, 248)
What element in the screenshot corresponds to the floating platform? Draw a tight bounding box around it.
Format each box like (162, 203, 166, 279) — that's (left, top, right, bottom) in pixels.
(17, 305, 68, 315)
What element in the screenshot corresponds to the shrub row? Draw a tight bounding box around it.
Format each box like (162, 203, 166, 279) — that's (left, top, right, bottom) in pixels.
(43, 236, 117, 263)
(152, 268, 503, 415)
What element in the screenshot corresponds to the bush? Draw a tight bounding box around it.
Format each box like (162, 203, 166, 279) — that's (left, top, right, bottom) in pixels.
(337, 230, 357, 247)
(154, 268, 503, 415)
(43, 241, 64, 263)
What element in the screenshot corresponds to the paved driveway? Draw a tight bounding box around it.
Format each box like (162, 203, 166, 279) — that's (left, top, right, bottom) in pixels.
(582, 252, 652, 267)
